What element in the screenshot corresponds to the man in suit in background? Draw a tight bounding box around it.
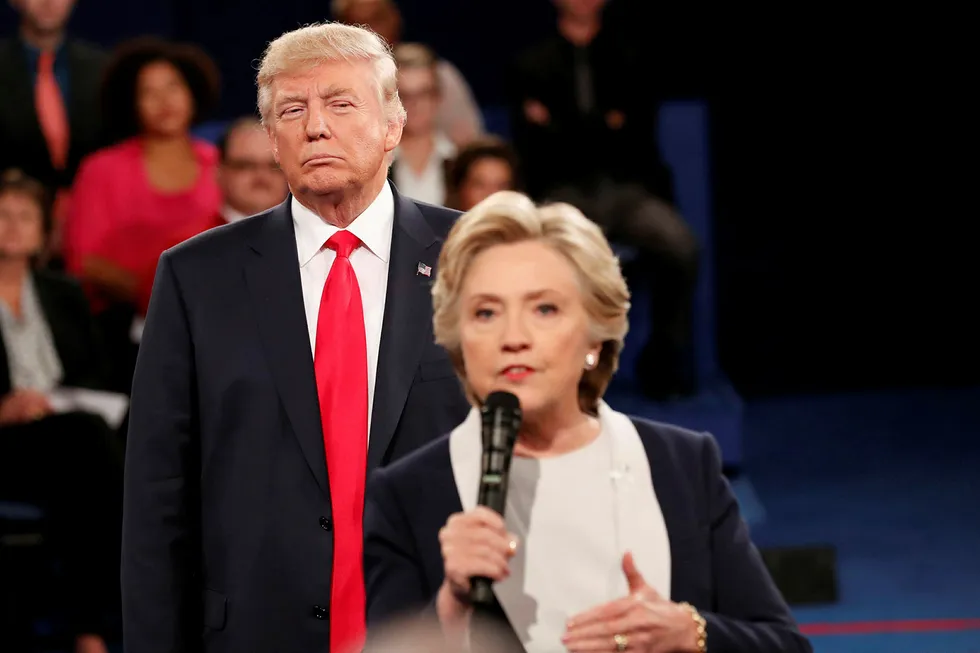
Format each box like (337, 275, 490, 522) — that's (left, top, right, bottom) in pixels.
(214, 116, 289, 226)
(0, 0, 108, 260)
(122, 23, 469, 653)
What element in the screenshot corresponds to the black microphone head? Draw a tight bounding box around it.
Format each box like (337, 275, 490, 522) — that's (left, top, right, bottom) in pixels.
(484, 391, 520, 414)
(481, 391, 522, 453)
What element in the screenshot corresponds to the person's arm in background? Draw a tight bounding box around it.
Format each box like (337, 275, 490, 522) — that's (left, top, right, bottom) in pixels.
(121, 251, 203, 653)
(436, 59, 484, 147)
(63, 154, 139, 303)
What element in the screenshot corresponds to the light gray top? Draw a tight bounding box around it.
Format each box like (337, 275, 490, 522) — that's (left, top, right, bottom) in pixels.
(0, 275, 63, 392)
(503, 430, 628, 653)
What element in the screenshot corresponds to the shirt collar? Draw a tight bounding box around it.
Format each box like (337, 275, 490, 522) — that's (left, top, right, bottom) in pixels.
(292, 180, 394, 268)
(393, 132, 457, 162)
(221, 205, 248, 224)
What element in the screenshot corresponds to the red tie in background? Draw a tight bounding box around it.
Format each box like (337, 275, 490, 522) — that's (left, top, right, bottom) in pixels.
(35, 51, 70, 170)
(314, 231, 369, 653)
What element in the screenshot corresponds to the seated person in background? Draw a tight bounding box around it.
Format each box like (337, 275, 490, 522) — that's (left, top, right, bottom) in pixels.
(446, 136, 519, 212)
(62, 37, 222, 389)
(390, 43, 456, 206)
(332, 0, 484, 147)
(510, 0, 698, 399)
(0, 170, 124, 653)
(0, 0, 109, 262)
(364, 191, 811, 653)
(214, 116, 288, 225)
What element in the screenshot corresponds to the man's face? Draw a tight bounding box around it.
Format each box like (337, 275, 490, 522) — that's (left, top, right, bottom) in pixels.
(341, 0, 401, 44)
(268, 59, 401, 199)
(554, 0, 606, 21)
(219, 125, 287, 216)
(12, 0, 76, 34)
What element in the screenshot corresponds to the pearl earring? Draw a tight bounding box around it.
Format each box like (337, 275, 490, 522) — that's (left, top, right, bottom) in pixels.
(585, 353, 597, 369)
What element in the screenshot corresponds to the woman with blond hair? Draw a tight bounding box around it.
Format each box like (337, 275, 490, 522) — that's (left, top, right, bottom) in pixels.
(364, 191, 811, 653)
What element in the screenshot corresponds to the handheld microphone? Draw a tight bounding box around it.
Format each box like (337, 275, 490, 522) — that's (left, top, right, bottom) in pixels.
(469, 390, 522, 606)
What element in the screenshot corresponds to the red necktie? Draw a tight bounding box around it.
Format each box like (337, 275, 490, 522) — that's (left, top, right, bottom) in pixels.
(314, 231, 368, 653)
(35, 51, 70, 170)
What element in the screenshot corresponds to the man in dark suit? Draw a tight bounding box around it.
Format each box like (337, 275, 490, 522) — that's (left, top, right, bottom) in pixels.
(0, 0, 108, 193)
(121, 22, 470, 653)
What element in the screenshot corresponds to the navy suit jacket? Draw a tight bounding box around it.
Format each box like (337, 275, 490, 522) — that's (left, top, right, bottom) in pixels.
(121, 189, 470, 653)
(364, 418, 812, 653)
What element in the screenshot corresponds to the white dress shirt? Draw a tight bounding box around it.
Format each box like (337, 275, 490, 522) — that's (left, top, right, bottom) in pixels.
(292, 182, 394, 437)
(220, 205, 248, 223)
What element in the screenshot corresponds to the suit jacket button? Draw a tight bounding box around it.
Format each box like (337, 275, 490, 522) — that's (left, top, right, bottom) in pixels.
(319, 516, 332, 531)
(312, 605, 328, 619)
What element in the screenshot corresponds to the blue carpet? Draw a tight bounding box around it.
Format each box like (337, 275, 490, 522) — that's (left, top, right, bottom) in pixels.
(739, 386, 980, 652)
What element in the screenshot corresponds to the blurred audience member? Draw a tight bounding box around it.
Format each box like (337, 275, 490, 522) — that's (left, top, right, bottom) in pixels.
(0, 169, 123, 653)
(63, 37, 221, 390)
(446, 136, 519, 212)
(391, 43, 455, 206)
(0, 0, 109, 262)
(215, 116, 288, 224)
(332, 0, 483, 146)
(510, 0, 699, 399)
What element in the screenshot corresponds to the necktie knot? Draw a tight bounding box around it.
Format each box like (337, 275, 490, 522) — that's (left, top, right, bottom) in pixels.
(38, 51, 55, 73)
(326, 231, 361, 259)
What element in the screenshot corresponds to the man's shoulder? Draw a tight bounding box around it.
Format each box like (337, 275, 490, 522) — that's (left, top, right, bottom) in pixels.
(411, 199, 462, 240)
(164, 206, 277, 270)
(65, 38, 110, 66)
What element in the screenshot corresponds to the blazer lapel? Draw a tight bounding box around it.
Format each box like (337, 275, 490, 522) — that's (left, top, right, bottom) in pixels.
(367, 190, 440, 469)
(2, 40, 45, 153)
(635, 423, 696, 600)
(244, 202, 328, 493)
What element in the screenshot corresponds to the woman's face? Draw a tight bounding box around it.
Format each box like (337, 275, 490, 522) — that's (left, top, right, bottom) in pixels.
(136, 60, 195, 137)
(458, 240, 601, 420)
(0, 191, 44, 261)
(457, 157, 514, 211)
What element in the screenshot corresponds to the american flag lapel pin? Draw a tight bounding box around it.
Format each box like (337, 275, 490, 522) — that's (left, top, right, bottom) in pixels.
(417, 261, 431, 277)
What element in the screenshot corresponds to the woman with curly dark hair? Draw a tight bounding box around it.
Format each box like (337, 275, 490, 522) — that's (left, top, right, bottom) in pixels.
(62, 37, 223, 390)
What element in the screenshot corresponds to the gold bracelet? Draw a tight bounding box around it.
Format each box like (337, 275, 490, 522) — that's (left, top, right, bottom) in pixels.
(679, 602, 707, 652)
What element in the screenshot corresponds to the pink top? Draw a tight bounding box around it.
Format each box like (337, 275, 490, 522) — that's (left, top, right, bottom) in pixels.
(64, 137, 222, 313)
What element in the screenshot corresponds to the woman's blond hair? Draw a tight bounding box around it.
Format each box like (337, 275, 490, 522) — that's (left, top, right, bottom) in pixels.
(432, 191, 630, 415)
(256, 22, 406, 127)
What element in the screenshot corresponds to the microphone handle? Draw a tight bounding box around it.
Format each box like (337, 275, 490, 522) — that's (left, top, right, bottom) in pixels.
(470, 457, 509, 605)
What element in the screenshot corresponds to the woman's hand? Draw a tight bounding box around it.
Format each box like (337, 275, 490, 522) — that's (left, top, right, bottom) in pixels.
(562, 552, 701, 653)
(0, 389, 53, 426)
(435, 506, 518, 630)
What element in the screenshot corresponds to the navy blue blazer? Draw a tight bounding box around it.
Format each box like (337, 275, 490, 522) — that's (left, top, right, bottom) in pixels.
(121, 189, 470, 653)
(364, 418, 812, 653)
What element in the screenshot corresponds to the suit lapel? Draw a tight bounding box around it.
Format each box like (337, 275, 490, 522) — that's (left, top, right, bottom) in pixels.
(244, 202, 328, 493)
(367, 190, 440, 469)
(66, 42, 99, 162)
(2, 40, 45, 155)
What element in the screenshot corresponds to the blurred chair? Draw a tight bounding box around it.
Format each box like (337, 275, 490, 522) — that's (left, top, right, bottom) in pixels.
(0, 500, 48, 649)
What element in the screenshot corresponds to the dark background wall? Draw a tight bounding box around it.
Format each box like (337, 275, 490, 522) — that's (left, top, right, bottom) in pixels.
(3, 0, 973, 396)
